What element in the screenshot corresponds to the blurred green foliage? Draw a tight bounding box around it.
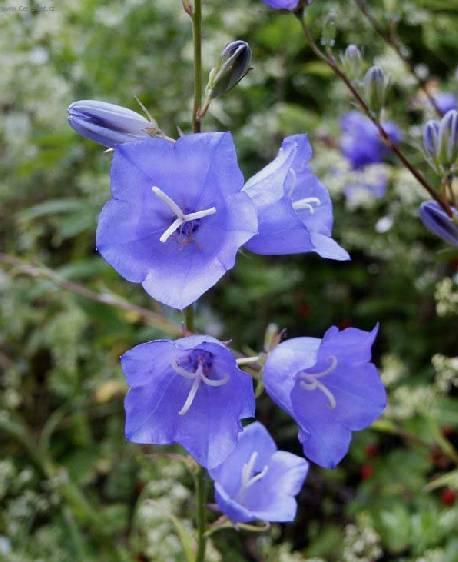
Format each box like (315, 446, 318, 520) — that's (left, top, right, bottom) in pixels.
(0, 0, 458, 561)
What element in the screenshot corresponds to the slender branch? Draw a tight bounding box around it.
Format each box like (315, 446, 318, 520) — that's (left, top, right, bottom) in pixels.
(0, 252, 180, 336)
(352, 0, 442, 117)
(192, 0, 203, 133)
(295, 12, 453, 217)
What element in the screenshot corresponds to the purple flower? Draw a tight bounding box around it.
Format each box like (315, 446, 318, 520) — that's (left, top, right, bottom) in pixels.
(263, 326, 386, 468)
(96, 133, 258, 309)
(243, 135, 350, 261)
(340, 111, 401, 169)
(209, 422, 308, 523)
(344, 166, 388, 202)
(419, 201, 458, 247)
(68, 100, 154, 148)
(262, 0, 301, 10)
(121, 335, 255, 469)
(433, 93, 458, 115)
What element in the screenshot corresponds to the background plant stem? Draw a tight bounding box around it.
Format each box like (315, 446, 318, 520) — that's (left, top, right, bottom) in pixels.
(192, 0, 203, 133)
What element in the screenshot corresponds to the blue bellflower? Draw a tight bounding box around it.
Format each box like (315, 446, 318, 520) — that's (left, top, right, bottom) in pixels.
(243, 135, 349, 261)
(68, 100, 154, 148)
(340, 111, 401, 170)
(263, 326, 386, 468)
(262, 0, 301, 9)
(433, 93, 458, 115)
(209, 422, 308, 523)
(96, 133, 258, 309)
(419, 201, 458, 247)
(121, 335, 255, 469)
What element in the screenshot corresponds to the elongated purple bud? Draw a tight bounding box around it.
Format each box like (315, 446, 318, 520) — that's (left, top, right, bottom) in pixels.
(437, 110, 458, 169)
(423, 119, 440, 167)
(206, 40, 252, 100)
(364, 66, 386, 117)
(419, 200, 458, 247)
(68, 100, 156, 148)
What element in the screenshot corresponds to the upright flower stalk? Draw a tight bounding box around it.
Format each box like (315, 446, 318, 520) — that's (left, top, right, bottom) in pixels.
(190, 1, 206, 560)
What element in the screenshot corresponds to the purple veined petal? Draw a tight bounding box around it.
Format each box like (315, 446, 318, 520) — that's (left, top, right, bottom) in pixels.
(121, 337, 255, 469)
(209, 422, 308, 523)
(68, 100, 153, 148)
(317, 324, 379, 365)
(298, 424, 352, 469)
(419, 200, 458, 247)
(263, 337, 321, 416)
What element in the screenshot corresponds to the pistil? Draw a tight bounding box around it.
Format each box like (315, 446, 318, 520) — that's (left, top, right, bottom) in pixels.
(297, 355, 338, 409)
(292, 197, 321, 213)
(152, 185, 216, 242)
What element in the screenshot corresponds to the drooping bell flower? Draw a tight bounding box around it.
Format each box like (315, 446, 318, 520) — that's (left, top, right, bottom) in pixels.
(263, 325, 386, 468)
(96, 132, 258, 309)
(68, 100, 155, 148)
(262, 0, 301, 9)
(419, 200, 458, 247)
(340, 111, 401, 170)
(243, 135, 350, 261)
(209, 422, 308, 523)
(121, 335, 255, 469)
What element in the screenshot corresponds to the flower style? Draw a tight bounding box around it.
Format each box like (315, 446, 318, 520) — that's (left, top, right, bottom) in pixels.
(340, 111, 401, 170)
(243, 135, 349, 261)
(68, 100, 155, 148)
(121, 335, 255, 469)
(419, 201, 458, 247)
(263, 325, 386, 468)
(209, 422, 308, 523)
(96, 133, 258, 309)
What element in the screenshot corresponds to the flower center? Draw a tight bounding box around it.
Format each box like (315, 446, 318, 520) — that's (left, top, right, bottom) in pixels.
(292, 197, 321, 214)
(172, 351, 229, 415)
(236, 451, 269, 502)
(151, 186, 216, 243)
(297, 355, 338, 409)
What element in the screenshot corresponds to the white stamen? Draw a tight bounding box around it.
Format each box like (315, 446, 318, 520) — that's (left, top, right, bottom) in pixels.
(237, 452, 269, 501)
(152, 186, 184, 218)
(293, 197, 321, 213)
(152, 185, 217, 243)
(298, 355, 338, 409)
(179, 376, 201, 415)
(172, 359, 230, 415)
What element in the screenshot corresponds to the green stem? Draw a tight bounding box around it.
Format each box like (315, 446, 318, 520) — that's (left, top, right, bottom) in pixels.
(192, 0, 203, 133)
(195, 467, 207, 562)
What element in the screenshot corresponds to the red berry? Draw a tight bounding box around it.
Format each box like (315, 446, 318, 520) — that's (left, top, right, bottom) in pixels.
(361, 464, 374, 480)
(365, 444, 379, 458)
(441, 488, 456, 506)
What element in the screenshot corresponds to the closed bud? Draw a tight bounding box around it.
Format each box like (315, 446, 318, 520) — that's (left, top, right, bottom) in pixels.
(437, 110, 458, 169)
(68, 100, 157, 148)
(419, 200, 458, 247)
(321, 12, 337, 47)
(341, 45, 363, 80)
(364, 66, 386, 117)
(206, 40, 252, 100)
(423, 120, 440, 168)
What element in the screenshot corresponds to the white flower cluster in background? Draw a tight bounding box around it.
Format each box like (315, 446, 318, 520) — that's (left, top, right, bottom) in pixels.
(435, 277, 458, 317)
(432, 354, 458, 393)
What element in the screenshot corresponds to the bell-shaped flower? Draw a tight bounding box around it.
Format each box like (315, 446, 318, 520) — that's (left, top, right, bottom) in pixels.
(262, 0, 301, 9)
(419, 200, 458, 247)
(432, 92, 458, 115)
(340, 111, 401, 170)
(263, 325, 386, 468)
(121, 335, 255, 469)
(68, 100, 155, 148)
(209, 422, 308, 523)
(96, 133, 258, 309)
(243, 135, 349, 261)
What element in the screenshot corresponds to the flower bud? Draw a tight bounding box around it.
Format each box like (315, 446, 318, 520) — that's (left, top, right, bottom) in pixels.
(341, 45, 363, 81)
(364, 66, 386, 117)
(423, 119, 440, 167)
(206, 40, 252, 100)
(321, 12, 337, 47)
(437, 110, 458, 169)
(419, 200, 458, 247)
(68, 100, 156, 148)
